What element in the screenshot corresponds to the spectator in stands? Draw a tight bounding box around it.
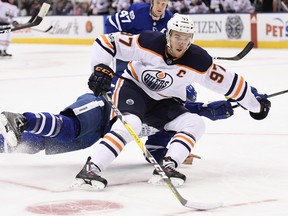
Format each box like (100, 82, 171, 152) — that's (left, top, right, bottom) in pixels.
(210, 0, 254, 12)
(168, 0, 186, 13)
(29, 0, 42, 16)
(111, 0, 131, 12)
(184, 0, 209, 13)
(61, 0, 74, 15)
(88, 0, 110, 15)
(74, 1, 86, 14)
(281, 0, 288, 11)
(261, 0, 274, 11)
(55, 0, 65, 15)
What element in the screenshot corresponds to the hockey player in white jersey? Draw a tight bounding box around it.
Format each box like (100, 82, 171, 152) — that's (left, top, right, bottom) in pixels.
(73, 13, 271, 189)
(0, 0, 18, 57)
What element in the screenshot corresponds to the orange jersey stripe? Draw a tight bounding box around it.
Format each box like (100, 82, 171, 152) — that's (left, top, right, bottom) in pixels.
(104, 134, 123, 151)
(128, 62, 139, 81)
(110, 79, 124, 119)
(173, 134, 195, 148)
(101, 35, 114, 50)
(231, 76, 244, 99)
(136, 35, 163, 58)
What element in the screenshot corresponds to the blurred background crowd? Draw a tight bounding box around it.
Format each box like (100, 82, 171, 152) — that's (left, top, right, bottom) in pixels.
(2, 0, 288, 17)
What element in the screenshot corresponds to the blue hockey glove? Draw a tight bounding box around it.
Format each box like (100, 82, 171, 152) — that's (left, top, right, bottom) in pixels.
(249, 87, 271, 120)
(88, 64, 115, 96)
(186, 84, 197, 102)
(199, 100, 234, 121)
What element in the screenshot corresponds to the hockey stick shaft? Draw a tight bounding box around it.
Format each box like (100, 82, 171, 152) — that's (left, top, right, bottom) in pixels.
(213, 41, 254, 61)
(102, 92, 222, 210)
(266, 89, 288, 98)
(232, 89, 288, 108)
(102, 93, 185, 203)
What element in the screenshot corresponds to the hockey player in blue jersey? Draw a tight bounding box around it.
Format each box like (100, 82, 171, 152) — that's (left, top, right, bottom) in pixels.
(105, 0, 172, 34)
(0, 87, 235, 158)
(104, 0, 173, 73)
(0, 0, 174, 158)
(71, 13, 271, 189)
(0, 0, 176, 159)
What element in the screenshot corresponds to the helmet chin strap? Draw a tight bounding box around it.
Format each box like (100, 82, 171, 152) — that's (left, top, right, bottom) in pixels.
(166, 36, 174, 57)
(166, 45, 174, 57)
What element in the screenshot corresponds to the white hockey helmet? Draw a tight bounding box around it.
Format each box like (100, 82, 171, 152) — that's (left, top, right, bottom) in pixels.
(167, 13, 195, 35)
(166, 13, 195, 49)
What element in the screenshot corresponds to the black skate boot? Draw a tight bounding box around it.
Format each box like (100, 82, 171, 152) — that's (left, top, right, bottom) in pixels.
(2, 50, 12, 57)
(72, 156, 108, 190)
(148, 156, 186, 187)
(0, 112, 27, 147)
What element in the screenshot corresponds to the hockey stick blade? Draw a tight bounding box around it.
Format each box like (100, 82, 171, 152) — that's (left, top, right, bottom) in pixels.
(185, 200, 223, 210)
(232, 89, 288, 109)
(102, 92, 222, 210)
(32, 25, 53, 33)
(11, 2, 50, 32)
(214, 41, 254, 61)
(0, 25, 12, 34)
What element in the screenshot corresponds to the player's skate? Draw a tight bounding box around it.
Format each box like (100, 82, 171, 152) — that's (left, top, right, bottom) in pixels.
(148, 156, 186, 187)
(0, 112, 27, 147)
(0, 50, 12, 57)
(71, 156, 108, 190)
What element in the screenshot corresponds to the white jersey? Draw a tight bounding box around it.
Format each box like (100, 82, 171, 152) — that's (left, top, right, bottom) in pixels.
(0, 2, 18, 24)
(91, 31, 261, 113)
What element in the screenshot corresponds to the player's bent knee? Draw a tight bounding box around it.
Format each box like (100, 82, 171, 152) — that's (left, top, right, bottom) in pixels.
(182, 117, 205, 142)
(111, 114, 142, 142)
(164, 112, 205, 141)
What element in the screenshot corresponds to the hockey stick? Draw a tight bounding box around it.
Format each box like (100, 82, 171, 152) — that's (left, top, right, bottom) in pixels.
(0, 25, 11, 33)
(232, 89, 288, 109)
(213, 41, 254, 61)
(0, 2, 50, 33)
(265, 89, 288, 98)
(102, 92, 222, 210)
(31, 25, 53, 33)
(12, 2, 50, 32)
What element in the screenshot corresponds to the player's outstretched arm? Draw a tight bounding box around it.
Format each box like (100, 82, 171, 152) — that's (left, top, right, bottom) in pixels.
(185, 100, 234, 121)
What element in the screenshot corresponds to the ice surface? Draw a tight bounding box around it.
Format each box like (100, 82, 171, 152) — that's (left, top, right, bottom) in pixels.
(0, 44, 287, 216)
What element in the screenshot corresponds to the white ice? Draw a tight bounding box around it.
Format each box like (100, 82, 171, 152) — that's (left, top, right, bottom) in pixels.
(0, 43, 287, 216)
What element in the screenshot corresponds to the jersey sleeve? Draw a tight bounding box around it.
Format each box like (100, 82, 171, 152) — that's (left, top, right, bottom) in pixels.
(91, 32, 142, 71)
(104, 9, 136, 34)
(199, 63, 261, 113)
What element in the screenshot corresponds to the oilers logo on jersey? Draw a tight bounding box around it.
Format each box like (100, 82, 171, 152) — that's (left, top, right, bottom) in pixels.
(142, 70, 172, 91)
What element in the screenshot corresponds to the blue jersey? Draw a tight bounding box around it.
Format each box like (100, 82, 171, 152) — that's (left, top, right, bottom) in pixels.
(0, 93, 233, 162)
(105, 2, 173, 73)
(105, 3, 173, 34)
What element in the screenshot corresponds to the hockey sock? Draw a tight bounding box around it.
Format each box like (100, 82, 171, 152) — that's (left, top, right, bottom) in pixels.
(91, 131, 126, 171)
(165, 131, 195, 166)
(23, 112, 79, 142)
